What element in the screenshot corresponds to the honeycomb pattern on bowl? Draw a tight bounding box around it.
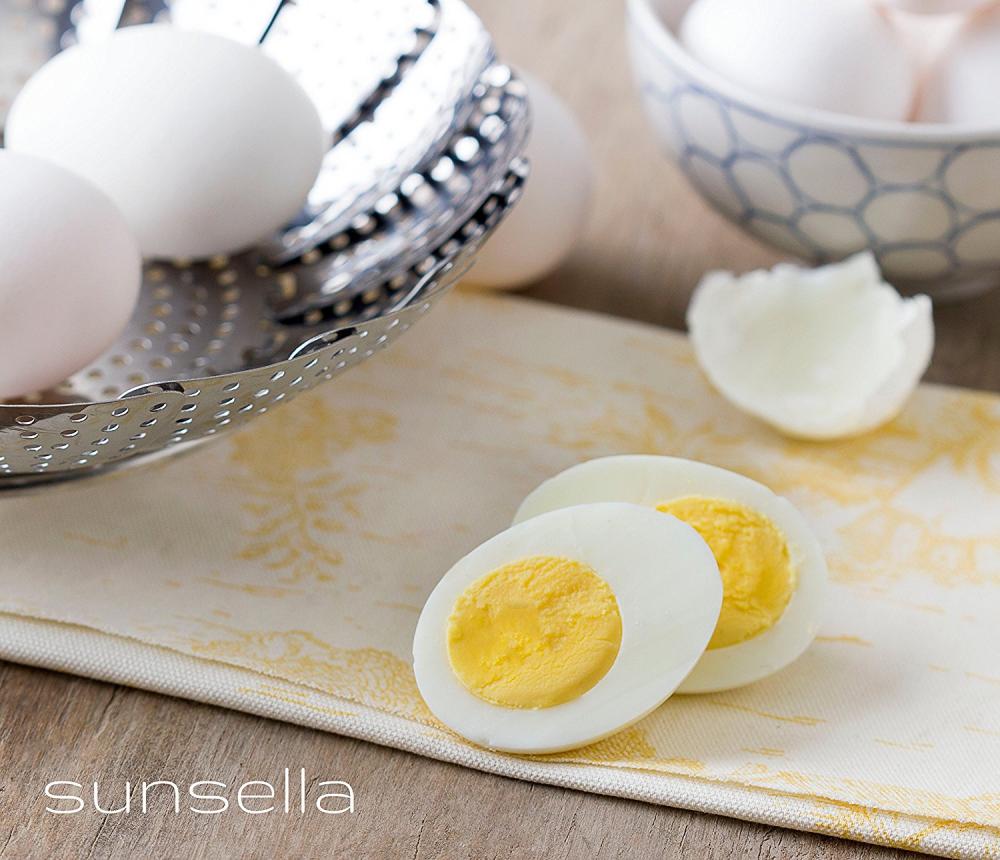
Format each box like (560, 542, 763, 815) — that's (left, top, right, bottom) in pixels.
(630, 20, 1000, 297)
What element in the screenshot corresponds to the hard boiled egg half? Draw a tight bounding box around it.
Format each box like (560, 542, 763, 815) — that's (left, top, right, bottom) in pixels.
(514, 457, 829, 695)
(413, 503, 722, 753)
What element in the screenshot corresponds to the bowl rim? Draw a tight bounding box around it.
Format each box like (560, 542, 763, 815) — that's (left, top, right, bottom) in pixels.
(627, 0, 1000, 143)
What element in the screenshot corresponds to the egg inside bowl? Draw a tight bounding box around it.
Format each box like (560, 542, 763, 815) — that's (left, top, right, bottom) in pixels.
(626, 0, 1000, 299)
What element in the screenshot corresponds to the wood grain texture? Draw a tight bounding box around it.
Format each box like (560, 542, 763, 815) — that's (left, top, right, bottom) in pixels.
(0, 661, 918, 859)
(0, 0, 996, 857)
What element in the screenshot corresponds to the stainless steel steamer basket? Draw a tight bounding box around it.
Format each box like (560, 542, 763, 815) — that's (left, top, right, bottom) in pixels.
(0, 0, 530, 489)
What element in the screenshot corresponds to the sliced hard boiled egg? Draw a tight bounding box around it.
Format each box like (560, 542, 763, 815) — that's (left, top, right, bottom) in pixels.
(514, 456, 829, 694)
(413, 503, 722, 753)
(687, 253, 934, 440)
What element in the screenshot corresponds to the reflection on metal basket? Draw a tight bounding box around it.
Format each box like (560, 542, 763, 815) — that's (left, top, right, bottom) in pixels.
(0, 0, 531, 488)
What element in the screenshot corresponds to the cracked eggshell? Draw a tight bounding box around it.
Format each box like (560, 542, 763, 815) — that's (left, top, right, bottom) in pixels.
(687, 253, 934, 440)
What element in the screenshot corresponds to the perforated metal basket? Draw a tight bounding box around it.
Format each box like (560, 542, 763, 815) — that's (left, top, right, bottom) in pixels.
(0, 0, 529, 489)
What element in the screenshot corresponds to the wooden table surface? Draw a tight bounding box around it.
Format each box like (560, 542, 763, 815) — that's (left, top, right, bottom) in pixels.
(1, 1, 998, 858)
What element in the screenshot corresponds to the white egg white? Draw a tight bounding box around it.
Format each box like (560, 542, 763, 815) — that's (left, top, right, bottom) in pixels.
(514, 456, 829, 694)
(413, 502, 721, 753)
(687, 253, 934, 441)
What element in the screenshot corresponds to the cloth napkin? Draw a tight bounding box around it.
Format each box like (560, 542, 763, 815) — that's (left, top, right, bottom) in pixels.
(1, 292, 998, 859)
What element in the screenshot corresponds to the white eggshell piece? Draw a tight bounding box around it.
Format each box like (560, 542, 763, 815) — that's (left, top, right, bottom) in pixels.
(6, 25, 327, 260)
(687, 253, 934, 440)
(680, 0, 917, 121)
(463, 72, 594, 290)
(514, 456, 830, 694)
(918, 6, 1000, 124)
(413, 503, 722, 753)
(0, 152, 141, 400)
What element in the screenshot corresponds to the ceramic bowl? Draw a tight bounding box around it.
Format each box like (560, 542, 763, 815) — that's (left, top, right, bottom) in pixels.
(627, 0, 1000, 299)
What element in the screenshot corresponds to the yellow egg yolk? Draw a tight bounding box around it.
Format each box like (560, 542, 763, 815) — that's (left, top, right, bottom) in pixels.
(446, 556, 623, 709)
(656, 496, 795, 650)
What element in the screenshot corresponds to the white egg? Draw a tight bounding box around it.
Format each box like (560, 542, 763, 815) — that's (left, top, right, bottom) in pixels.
(6, 25, 326, 260)
(514, 457, 829, 694)
(680, 0, 917, 121)
(918, 6, 1000, 124)
(0, 152, 141, 400)
(463, 73, 594, 290)
(413, 503, 721, 753)
(687, 253, 934, 440)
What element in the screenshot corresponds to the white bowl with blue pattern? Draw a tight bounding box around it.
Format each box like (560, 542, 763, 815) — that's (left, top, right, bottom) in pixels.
(628, 0, 1000, 299)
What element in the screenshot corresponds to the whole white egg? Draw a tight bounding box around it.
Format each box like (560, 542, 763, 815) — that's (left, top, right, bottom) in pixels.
(680, 0, 917, 121)
(6, 25, 327, 260)
(0, 152, 141, 400)
(918, 6, 1000, 123)
(463, 73, 594, 290)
